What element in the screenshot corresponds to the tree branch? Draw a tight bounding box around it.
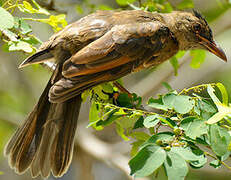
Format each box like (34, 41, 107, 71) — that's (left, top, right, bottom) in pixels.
(76, 124, 150, 180)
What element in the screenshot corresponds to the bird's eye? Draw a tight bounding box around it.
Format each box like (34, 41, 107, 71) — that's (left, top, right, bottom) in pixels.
(193, 23, 201, 33)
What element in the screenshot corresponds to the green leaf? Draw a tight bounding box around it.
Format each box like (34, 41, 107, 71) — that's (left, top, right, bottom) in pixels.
(88, 101, 102, 130)
(160, 117, 176, 128)
(210, 160, 221, 169)
(117, 115, 138, 129)
(114, 108, 127, 115)
(164, 151, 188, 180)
(147, 96, 168, 111)
(206, 104, 231, 124)
(196, 99, 217, 113)
(170, 56, 179, 76)
(171, 147, 199, 161)
(31, 0, 50, 15)
(18, 1, 49, 15)
(163, 94, 195, 114)
(221, 151, 231, 161)
(116, 122, 130, 141)
(19, 19, 32, 34)
(23, 36, 42, 45)
(175, 51, 186, 58)
(13, 17, 20, 28)
(143, 132, 174, 148)
(96, 114, 122, 126)
(101, 83, 114, 93)
(190, 50, 206, 69)
(162, 93, 176, 109)
(207, 85, 221, 110)
(131, 140, 145, 157)
(216, 83, 228, 105)
(132, 93, 142, 108)
(162, 82, 173, 92)
(177, 0, 194, 10)
(93, 86, 109, 100)
(8, 41, 33, 53)
(171, 147, 207, 168)
(209, 124, 231, 156)
(194, 103, 201, 115)
(129, 145, 166, 177)
(180, 117, 208, 139)
(1, 29, 17, 41)
(189, 148, 207, 168)
(130, 132, 151, 141)
(173, 95, 195, 114)
(143, 115, 160, 128)
(116, 0, 136, 6)
(0, 7, 14, 30)
(117, 93, 133, 108)
(133, 116, 144, 129)
(37, 14, 67, 32)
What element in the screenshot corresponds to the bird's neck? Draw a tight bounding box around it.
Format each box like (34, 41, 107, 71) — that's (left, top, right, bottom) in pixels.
(162, 12, 192, 51)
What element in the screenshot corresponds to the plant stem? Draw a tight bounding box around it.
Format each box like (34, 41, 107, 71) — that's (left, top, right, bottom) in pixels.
(204, 151, 231, 171)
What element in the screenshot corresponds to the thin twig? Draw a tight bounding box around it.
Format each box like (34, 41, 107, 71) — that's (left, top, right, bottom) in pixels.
(204, 151, 231, 171)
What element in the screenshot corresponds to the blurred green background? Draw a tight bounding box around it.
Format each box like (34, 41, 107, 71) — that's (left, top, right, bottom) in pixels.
(0, 0, 231, 179)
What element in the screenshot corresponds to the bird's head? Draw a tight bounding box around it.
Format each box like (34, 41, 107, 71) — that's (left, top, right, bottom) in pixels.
(166, 10, 227, 61)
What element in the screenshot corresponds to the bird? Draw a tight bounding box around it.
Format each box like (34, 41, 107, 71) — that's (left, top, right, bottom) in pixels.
(4, 9, 227, 178)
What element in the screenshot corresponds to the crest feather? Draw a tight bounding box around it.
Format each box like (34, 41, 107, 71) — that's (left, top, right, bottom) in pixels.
(192, 9, 208, 25)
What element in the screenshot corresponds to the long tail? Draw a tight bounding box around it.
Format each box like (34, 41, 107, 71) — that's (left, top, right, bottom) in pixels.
(4, 67, 81, 178)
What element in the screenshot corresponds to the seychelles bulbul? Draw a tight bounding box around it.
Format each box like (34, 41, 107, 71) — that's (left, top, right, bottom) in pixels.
(4, 10, 227, 178)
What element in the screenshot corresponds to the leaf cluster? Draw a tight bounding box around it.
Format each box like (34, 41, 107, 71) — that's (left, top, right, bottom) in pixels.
(0, 0, 67, 54)
(89, 82, 231, 179)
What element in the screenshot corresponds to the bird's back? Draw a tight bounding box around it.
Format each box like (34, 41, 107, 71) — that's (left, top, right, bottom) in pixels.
(40, 10, 164, 57)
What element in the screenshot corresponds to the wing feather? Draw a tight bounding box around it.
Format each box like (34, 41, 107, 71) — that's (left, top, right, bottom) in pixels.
(62, 22, 163, 78)
(49, 22, 177, 103)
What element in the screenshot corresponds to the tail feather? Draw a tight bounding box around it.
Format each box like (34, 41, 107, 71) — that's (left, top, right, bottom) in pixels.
(4, 66, 81, 178)
(31, 116, 59, 178)
(5, 79, 52, 174)
(51, 97, 80, 176)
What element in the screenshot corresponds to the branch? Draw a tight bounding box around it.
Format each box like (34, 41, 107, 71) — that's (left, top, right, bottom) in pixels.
(204, 151, 231, 171)
(76, 124, 150, 180)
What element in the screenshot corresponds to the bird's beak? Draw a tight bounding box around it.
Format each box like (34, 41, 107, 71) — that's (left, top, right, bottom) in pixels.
(198, 35, 227, 62)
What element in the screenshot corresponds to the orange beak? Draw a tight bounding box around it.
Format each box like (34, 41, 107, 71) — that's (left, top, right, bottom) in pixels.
(197, 35, 227, 62)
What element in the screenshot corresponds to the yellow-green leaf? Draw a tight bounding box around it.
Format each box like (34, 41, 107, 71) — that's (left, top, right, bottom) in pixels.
(207, 85, 221, 110)
(190, 49, 206, 69)
(206, 104, 231, 124)
(216, 83, 228, 105)
(0, 7, 14, 30)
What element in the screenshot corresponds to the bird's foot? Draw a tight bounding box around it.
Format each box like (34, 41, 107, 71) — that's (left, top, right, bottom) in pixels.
(113, 81, 133, 98)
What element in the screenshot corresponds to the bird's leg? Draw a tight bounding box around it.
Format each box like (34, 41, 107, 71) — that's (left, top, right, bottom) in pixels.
(113, 81, 133, 98)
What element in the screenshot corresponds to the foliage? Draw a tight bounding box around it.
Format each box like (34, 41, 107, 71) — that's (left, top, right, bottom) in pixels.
(88, 82, 231, 179)
(0, 0, 67, 54)
(0, 0, 231, 180)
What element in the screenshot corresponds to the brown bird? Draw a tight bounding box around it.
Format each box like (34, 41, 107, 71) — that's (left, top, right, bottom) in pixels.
(4, 10, 227, 178)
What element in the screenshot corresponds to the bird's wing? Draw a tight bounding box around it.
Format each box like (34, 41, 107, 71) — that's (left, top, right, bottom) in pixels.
(62, 22, 166, 78)
(49, 22, 171, 103)
(19, 15, 110, 68)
